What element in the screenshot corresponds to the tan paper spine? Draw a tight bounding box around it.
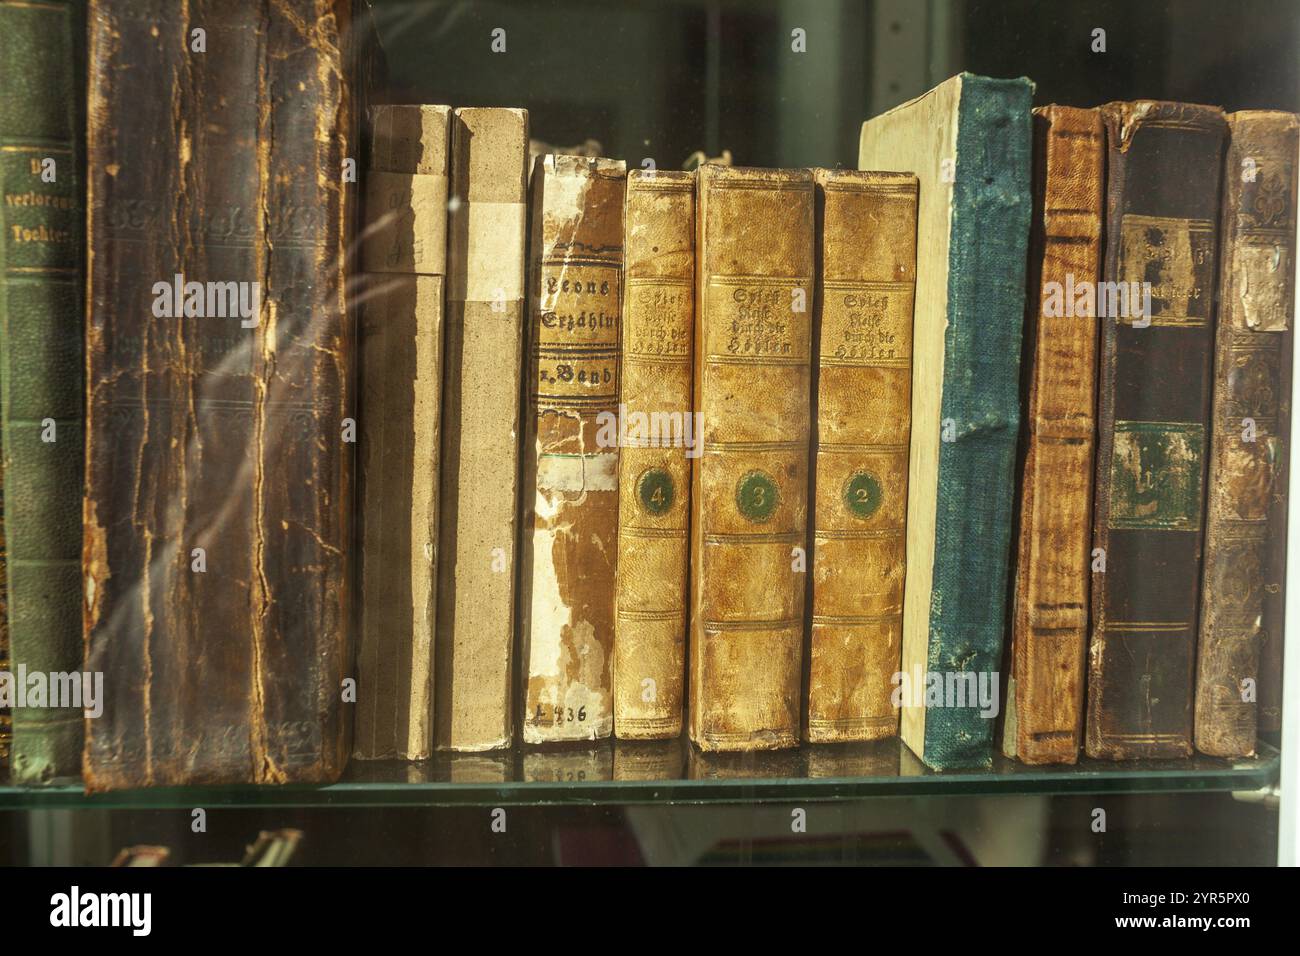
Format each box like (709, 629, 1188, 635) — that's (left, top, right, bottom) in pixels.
(690, 165, 814, 752)
(520, 155, 626, 743)
(434, 107, 529, 751)
(614, 170, 695, 740)
(807, 169, 917, 743)
(355, 104, 450, 760)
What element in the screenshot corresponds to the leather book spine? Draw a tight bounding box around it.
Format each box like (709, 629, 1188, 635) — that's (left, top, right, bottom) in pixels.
(614, 169, 694, 740)
(690, 164, 813, 752)
(1087, 101, 1227, 760)
(1195, 110, 1297, 757)
(1006, 106, 1103, 765)
(806, 169, 917, 743)
(520, 154, 626, 744)
(0, 0, 84, 783)
(354, 104, 449, 760)
(1, 456, 8, 768)
(434, 107, 529, 752)
(83, 0, 358, 789)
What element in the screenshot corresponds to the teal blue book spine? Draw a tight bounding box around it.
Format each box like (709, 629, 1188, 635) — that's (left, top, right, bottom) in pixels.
(0, 0, 85, 783)
(924, 75, 1033, 768)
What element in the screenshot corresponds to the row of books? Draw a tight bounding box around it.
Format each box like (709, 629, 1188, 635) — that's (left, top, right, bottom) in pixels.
(0, 2, 1291, 790)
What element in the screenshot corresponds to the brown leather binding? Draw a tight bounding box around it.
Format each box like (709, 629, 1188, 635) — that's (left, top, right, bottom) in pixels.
(83, 1, 360, 788)
(1006, 107, 1103, 765)
(806, 169, 917, 743)
(689, 165, 814, 752)
(1086, 101, 1227, 760)
(1196, 111, 1297, 757)
(614, 169, 694, 740)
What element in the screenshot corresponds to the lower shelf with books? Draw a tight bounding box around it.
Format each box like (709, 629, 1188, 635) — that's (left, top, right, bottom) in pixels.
(0, 740, 1278, 810)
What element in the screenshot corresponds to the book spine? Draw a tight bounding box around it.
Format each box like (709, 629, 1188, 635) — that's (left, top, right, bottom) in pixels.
(807, 169, 917, 743)
(1006, 106, 1103, 765)
(1087, 101, 1227, 760)
(690, 164, 813, 752)
(0, 0, 84, 783)
(520, 154, 626, 744)
(354, 104, 450, 760)
(83, 0, 357, 789)
(1195, 110, 1297, 757)
(613, 169, 694, 740)
(434, 107, 529, 752)
(923, 76, 1033, 768)
(0, 454, 8, 768)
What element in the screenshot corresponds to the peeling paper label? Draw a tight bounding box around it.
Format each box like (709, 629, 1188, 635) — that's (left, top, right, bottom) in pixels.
(1234, 241, 1292, 332)
(363, 171, 449, 275)
(536, 451, 618, 493)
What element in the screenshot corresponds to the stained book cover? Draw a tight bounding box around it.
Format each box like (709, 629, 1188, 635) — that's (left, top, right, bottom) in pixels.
(520, 155, 626, 744)
(858, 74, 1033, 769)
(1086, 101, 1227, 760)
(83, 0, 362, 789)
(0, 0, 85, 783)
(354, 104, 449, 760)
(1004, 106, 1103, 765)
(690, 165, 814, 752)
(434, 107, 529, 752)
(806, 169, 917, 743)
(614, 169, 694, 740)
(1195, 111, 1296, 757)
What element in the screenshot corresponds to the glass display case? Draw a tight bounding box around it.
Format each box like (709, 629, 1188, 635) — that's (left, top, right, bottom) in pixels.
(0, 0, 1296, 874)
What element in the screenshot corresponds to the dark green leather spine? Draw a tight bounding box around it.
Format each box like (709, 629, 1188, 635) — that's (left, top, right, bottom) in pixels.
(0, 0, 85, 783)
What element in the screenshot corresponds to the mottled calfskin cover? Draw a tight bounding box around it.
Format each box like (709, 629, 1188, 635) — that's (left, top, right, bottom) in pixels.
(614, 169, 694, 740)
(806, 169, 917, 743)
(1005, 106, 1103, 765)
(1195, 111, 1296, 757)
(1087, 101, 1227, 760)
(84, 0, 361, 789)
(690, 165, 813, 752)
(0, 0, 84, 783)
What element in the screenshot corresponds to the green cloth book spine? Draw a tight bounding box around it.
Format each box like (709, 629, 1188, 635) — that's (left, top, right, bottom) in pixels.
(926, 77, 1034, 767)
(0, 0, 85, 783)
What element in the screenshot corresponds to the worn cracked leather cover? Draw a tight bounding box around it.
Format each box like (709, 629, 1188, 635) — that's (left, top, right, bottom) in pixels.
(1195, 110, 1296, 757)
(519, 154, 625, 744)
(1087, 101, 1226, 760)
(1005, 106, 1103, 765)
(83, 0, 361, 789)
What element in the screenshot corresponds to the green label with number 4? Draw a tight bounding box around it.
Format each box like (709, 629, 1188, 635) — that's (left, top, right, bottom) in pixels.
(637, 468, 674, 516)
(736, 470, 779, 523)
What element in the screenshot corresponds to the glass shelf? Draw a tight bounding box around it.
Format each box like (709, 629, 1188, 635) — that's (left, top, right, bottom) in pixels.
(0, 739, 1278, 810)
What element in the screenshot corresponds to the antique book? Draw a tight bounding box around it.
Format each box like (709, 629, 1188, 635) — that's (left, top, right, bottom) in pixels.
(690, 164, 814, 752)
(614, 168, 694, 740)
(806, 168, 917, 744)
(520, 154, 626, 743)
(1, 457, 8, 768)
(1086, 101, 1227, 760)
(1003, 106, 1104, 765)
(858, 74, 1033, 769)
(354, 104, 449, 760)
(1195, 111, 1297, 757)
(434, 107, 529, 752)
(83, 0, 362, 789)
(0, 0, 84, 783)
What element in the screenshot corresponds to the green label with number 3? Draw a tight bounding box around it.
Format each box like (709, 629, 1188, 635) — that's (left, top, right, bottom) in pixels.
(736, 470, 779, 523)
